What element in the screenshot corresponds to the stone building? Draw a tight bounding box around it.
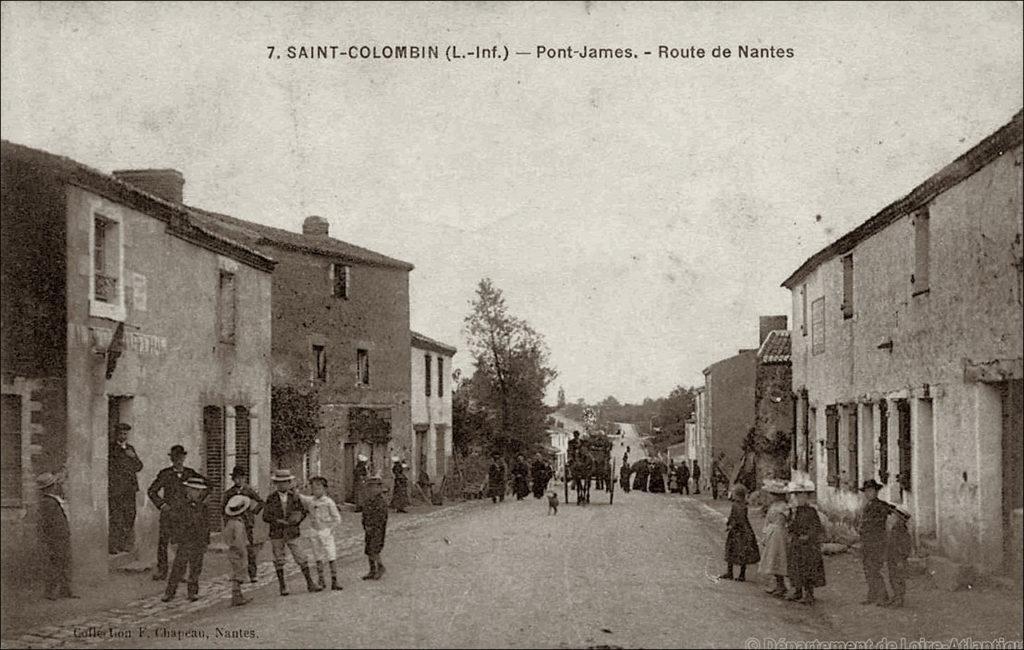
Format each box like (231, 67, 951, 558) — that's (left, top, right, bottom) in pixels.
(782, 110, 1023, 574)
(1, 141, 274, 589)
(189, 211, 414, 503)
(410, 331, 456, 485)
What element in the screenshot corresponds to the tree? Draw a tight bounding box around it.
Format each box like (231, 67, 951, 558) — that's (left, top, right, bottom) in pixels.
(557, 386, 566, 409)
(271, 385, 322, 461)
(462, 278, 558, 458)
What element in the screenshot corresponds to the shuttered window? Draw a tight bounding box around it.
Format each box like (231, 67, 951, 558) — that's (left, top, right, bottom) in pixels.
(1, 395, 23, 505)
(235, 406, 250, 479)
(878, 401, 889, 483)
(437, 357, 444, 397)
(841, 255, 854, 319)
(896, 399, 912, 491)
(424, 354, 432, 397)
(825, 405, 839, 487)
(203, 405, 225, 531)
(846, 405, 858, 490)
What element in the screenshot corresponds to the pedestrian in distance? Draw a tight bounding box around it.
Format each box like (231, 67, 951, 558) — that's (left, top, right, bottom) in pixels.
(487, 452, 506, 503)
(222, 465, 264, 583)
(108, 423, 143, 554)
(161, 476, 209, 602)
(391, 457, 411, 513)
(720, 483, 761, 581)
(530, 453, 550, 498)
(758, 479, 790, 597)
(361, 474, 388, 580)
(37, 471, 77, 600)
(785, 479, 826, 605)
(678, 460, 691, 495)
(857, 479, 893, 606)
(223, 494, 254, 606)
(299, 476, 344, 591)
(691, 460, 702, 495)
(884, 503, 913, 608)
(263, 469, 321, 595)
(147, 445, 202, 581)
(512, 454, 530, 500)
(353, 453, 369, 512)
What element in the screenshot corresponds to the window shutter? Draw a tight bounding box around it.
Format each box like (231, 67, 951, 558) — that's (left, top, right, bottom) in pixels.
(235, 405, 250, 479)
(847, 407, 858, 490)
(878, 401, 889, 483)
(897, 400, 912, 491)
(203, 405, 225, 531)
(825, 405, 839, 487)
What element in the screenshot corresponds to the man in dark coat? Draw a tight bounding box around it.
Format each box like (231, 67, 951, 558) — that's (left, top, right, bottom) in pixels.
(677, 461, 691, 495)
(108, 423, 143, 554)
(649, 458, 666, 493)
(37, 472, 76, 600)
(147, 445, 202, 580)
(511, 455, 530, 500)
(632, 458, 649, 492)
(530, 454, 550, 498)
(858, 479, 893, 605)
(161, 476, 210, 602)
(362, 475, 388, 580)
(390, 458, 410, 513)
(222, 465, 264, 583)
(487, 454, 506, 503)
(263, 469, 319, 595)
(691, 460, 702, 494)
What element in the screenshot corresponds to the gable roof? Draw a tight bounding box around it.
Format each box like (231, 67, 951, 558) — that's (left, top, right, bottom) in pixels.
(1, 140, 276, 273)
(757, 329, 792, 364)
(188, 209, 414, 271)
(782, 109, 1023, 289)
(411, 330, 457, 355)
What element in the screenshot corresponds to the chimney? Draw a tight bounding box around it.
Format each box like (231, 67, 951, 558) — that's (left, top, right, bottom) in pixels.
(302, 215, 330, 237)
(112, 169, 185, 204)
(759, 315, 788, 346)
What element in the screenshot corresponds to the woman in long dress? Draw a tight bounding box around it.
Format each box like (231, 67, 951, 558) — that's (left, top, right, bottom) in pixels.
(390, 460, 410, 513)
(720, 484, 761, 581)
(758, 480, 790, 597)
(786, 481, 826, 605)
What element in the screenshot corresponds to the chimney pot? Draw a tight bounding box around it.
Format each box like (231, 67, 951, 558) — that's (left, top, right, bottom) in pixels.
(112, 169, 184, 204)
(302, 215, 330, 237)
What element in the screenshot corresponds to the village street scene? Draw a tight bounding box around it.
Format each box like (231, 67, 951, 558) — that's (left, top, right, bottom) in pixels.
(1, 2, 1022, 649)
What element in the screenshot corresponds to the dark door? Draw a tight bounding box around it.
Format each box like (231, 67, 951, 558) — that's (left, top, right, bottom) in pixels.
(1001, 379, 1023, 572)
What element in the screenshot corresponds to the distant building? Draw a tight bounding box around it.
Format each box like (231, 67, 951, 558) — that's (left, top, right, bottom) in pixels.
(410, 331, 456, 484)
(190, 208, 414, 504)
(1, 141, 274, 589)
(693, 387, 710, 491)
(782, 110, 1023, 574)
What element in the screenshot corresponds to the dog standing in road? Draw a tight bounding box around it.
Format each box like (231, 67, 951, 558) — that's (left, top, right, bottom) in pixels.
(547, 491, 559, 515)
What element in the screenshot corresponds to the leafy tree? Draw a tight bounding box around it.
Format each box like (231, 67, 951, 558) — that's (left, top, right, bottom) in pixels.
(271, 385, 322, 460)
(462, 278, 557, 459)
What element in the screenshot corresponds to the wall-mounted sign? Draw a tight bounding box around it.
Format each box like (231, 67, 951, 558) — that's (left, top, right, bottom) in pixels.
(67, 323, 167, 355)
(811, 297, 825, 356)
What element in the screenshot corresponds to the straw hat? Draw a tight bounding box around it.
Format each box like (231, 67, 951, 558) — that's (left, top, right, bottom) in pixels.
(183, 476, 207, 490)
(357, 453, 368, 462)
(786, 479, 816, 493)
(391, 455, 401, 463)
(270, 469, 295, 482)
(224, 494, 251, 516)
(36, 472, 60, 489)
(763, 479, 789, 494)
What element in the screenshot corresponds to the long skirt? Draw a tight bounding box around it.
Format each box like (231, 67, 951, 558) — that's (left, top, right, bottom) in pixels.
(788, 540, 826, 587)
(725, 524, 761, 565)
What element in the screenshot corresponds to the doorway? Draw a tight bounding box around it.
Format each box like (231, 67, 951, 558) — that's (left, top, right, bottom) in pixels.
(342, 443, 356, 503)
(107, 395, 134, 553)
(1000, 379, 1023, 573)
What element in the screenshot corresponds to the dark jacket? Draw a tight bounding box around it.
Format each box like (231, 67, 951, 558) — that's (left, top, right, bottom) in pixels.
(170, 497, 210, 547)
(38, 493, 70, 557)
(362, 492, 388, 555)
(691, 462, 701, 480)
(222, 485, 264, 533)
(109, 443, 143, 496)
(147, 466, 202, 510)
(487, 460, 506, 496)
(859, 498, 894, 552)
(677, 464, 691, 482)
(725, 500, 761, 564)
(788, 504, 826, 587)
(262, 490, 307, 540)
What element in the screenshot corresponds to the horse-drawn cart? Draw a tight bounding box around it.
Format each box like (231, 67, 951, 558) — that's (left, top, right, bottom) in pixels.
(564, 432, 615, 505)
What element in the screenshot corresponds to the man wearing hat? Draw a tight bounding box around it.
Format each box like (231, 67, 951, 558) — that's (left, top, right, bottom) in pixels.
(222, 465, 264, 583)
(108, 423, 143, 554)
(147, 445, 202, 580)
(161, 476, 210, 602)
(353, 453, 369, 512)
(487, 452, 506, 504)
(391, 456, 410, 513)
(262, 469, 320, 595)
(858, 478, 894, 606)
(223, 494, 255, 606)
(37, 471, 76, 600)
(361, 473, 388, 580)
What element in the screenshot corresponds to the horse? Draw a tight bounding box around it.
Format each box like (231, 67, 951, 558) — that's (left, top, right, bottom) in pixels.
(571, 451, 595, 505)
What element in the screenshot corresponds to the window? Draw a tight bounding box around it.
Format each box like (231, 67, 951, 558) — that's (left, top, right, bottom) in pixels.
(1, 395, 23, 506)
(203, 405, 225, 531)
(825, 405, 839, 487)
(218, 272, 236, 344)
(235, 406, 250, 479)
(424, 353, 432, 397)
(331, 264, 350, 299)
(90, 211, 125, 321)
(878, 401, 889, 483)
(800, 285, 808, 336)
(896, 399, 912, 491)
(810, 297, 825, 355)
(437, 356, 444, 397)
(912, 209, 930, 295)
(841, 255, 854, 319)
(313, 345, 327, 381)
(846, 405, 858, 490)
(357, 349, 370, 385)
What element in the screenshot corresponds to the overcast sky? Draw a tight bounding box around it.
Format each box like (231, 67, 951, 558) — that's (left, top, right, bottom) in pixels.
(2, 2, 1021, 404)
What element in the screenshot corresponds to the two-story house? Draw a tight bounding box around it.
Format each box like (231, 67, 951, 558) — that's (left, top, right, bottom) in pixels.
(410, 331, 456, 486)
(782, 110, 1023, 574)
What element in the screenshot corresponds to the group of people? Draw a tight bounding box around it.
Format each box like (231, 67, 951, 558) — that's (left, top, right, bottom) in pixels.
(616, 450, 702, 496)
(720, 477, 912, 608)
(487, 452, 554, 503)
(38, 443, 392, 606)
